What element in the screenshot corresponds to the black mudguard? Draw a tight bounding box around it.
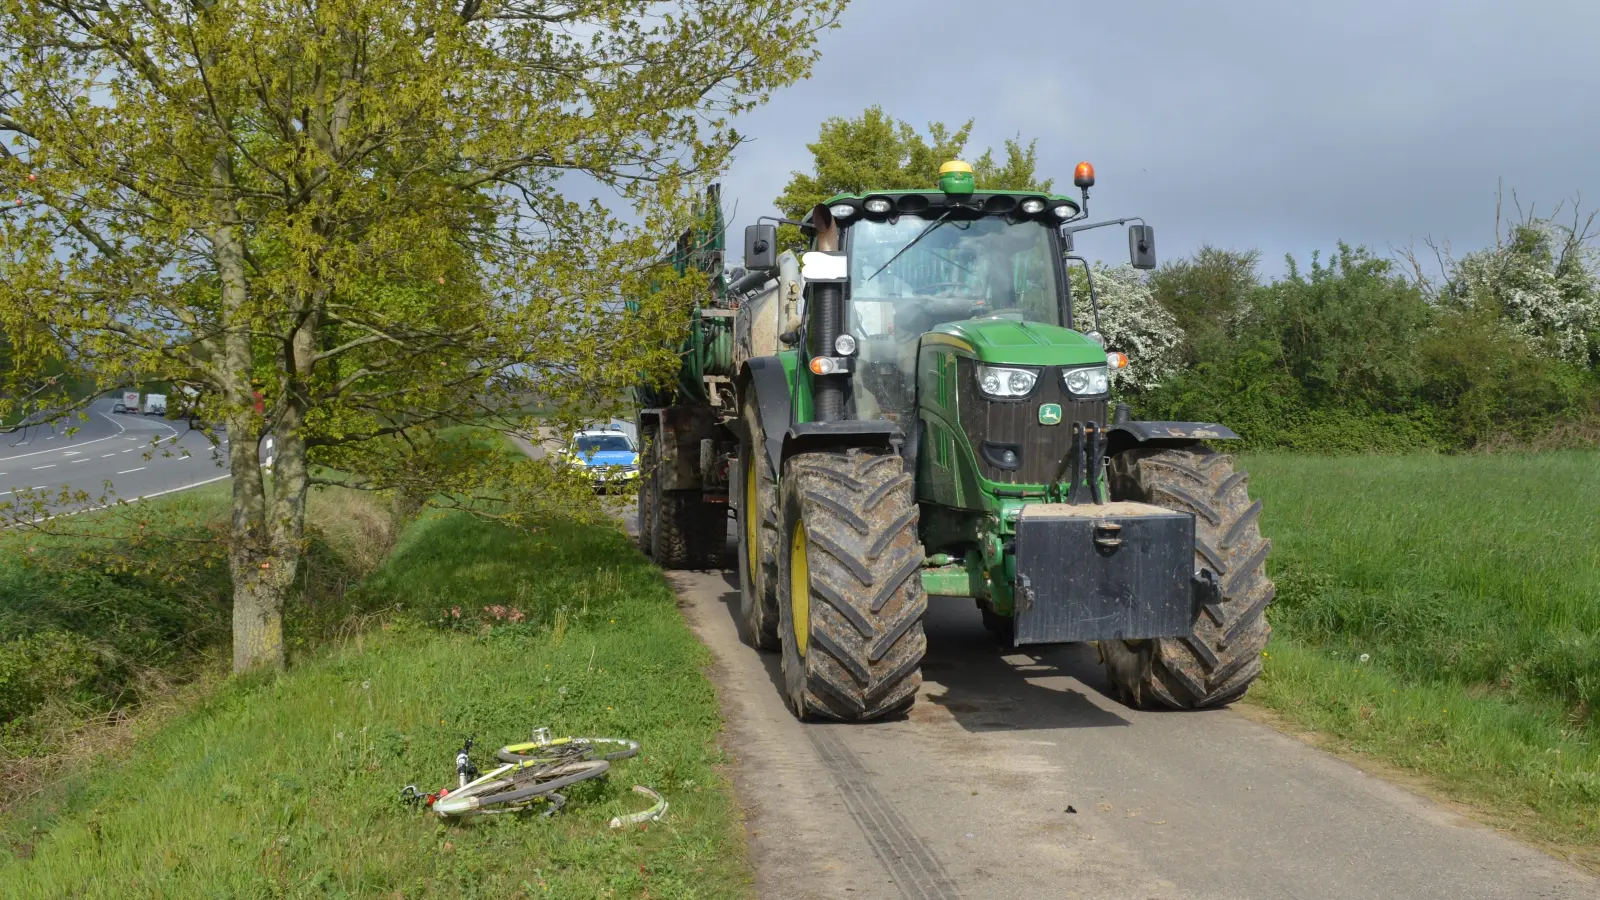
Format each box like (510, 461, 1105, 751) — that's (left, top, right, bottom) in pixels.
(1106, 420, 1239, 457)
(739, 356, 793, 477)
(779, 420, 903, 471)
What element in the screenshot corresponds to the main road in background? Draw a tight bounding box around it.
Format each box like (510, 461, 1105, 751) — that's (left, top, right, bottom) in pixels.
(0, 398, 245, 517)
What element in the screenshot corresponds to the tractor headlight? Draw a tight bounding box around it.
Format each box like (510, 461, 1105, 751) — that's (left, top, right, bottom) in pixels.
(1063, 365, 1110, 397)
(976, 364, 1039, 398)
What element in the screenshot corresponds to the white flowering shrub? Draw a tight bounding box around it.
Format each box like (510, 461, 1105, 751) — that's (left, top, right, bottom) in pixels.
(1070, 263, 1187, 391)
(1446, 220, 1600, 367)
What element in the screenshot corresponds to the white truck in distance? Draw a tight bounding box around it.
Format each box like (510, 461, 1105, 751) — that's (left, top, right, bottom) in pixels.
(143, 394, 167, 416)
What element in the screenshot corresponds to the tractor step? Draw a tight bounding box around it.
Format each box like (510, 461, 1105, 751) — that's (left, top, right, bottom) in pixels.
(1012, 501, 1199, 645)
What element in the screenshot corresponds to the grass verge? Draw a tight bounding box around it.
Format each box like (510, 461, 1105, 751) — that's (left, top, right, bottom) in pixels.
(1244, 451, 1600, 867)
(1, 481, 398, 798)
(2, 510, 750, 898)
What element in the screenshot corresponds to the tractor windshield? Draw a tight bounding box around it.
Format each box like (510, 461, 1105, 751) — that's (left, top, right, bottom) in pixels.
(847, 215, 1062, 336)
(844, 214, 1063, 424)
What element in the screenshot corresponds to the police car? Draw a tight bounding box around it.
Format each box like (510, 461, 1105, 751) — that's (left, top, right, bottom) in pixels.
(567, 425, 640, 490)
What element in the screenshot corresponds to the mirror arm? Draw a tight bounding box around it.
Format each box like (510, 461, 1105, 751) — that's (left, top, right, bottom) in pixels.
(1064, 255, 1101, 337)
(759, 215, 808, 229)
(1059, 216, 1144, 236)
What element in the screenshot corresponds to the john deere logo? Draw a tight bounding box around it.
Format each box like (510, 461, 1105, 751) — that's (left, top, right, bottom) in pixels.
(1038, 403, 1063, 425)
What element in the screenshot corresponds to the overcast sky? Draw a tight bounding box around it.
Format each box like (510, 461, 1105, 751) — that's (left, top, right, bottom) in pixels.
(718, 0, 1600, 278)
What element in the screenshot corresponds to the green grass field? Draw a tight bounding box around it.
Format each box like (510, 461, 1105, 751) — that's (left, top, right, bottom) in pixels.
(1244, 451, 1600, 861)
(2, 509, 749, 898)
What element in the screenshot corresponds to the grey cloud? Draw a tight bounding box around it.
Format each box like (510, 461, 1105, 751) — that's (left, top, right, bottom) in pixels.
(721, 0, 1600, 276)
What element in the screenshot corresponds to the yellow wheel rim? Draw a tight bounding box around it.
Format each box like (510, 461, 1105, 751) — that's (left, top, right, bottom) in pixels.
(789, 520, 810, 657)
(745, 457, 760, 578)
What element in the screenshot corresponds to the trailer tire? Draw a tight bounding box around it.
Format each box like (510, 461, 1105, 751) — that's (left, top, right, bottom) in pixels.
(642, 425, 726, 569)
(1101, 445, 1273, 709)
(736, 395, 781, 650)
(776, 448, 927, 721)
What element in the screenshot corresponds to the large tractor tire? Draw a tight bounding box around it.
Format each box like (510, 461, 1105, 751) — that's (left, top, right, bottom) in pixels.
(640, 422, 725, 569)
(1100, 445, 1273, 709)
(735, 395, 781, 650)
(776, 448, 927, 720)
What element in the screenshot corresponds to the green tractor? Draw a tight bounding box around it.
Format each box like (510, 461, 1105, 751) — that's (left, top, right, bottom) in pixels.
(637, 163, 1272, 721)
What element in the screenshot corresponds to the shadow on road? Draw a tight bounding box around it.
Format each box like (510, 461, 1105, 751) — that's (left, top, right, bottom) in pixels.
(920, 598, 1128, 732)
(704, 568, 1129, 733)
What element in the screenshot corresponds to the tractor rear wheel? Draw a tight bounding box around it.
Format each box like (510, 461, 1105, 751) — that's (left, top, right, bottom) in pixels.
(776, 448, 927, 721)
(735, 394, 780, 650)
(1101, 445, 1273, 709)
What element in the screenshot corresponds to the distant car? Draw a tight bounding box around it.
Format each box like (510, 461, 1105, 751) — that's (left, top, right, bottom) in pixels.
(112, 402, 128, 414)
(566, 427, 640, 491)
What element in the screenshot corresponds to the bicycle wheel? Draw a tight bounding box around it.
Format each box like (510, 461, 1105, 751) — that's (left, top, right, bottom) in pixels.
(496, 736, 639, 765)
(435, 759, 609, 816)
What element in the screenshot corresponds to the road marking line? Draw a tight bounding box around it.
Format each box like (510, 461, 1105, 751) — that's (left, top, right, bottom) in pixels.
(32, 464, 56, 470)
(121, 449, 135, 453)
(0, 409, 126, 463)
(72, 459, 89, 464)
(116, 467, 146, 474)
(102, 453, 115, 458)
(6, 473, 230, 528)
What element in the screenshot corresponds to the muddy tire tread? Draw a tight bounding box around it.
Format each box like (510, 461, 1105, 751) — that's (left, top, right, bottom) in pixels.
(1100, 446, 1273, 709)
(780, 449, 927, 721)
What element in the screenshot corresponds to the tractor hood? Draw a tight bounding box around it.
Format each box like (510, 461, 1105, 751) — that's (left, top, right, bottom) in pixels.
(929, 317, 1107, 367)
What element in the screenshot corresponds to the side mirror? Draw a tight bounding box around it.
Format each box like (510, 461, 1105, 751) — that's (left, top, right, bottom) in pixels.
(1128, 225, 1156, 270)
(744, 223, 777, 272)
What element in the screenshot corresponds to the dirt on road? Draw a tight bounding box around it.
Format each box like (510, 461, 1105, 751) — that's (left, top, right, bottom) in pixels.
(668, 567, 1600, 900)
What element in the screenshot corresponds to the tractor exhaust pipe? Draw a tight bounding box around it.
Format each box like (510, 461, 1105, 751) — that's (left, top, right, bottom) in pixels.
(810, 204, 847, 421)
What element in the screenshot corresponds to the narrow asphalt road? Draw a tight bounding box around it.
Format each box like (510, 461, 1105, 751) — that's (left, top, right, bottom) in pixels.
(533, 442, 1597, 900)
(1, 398, 236, 519)
(673, 566, 1599, 900)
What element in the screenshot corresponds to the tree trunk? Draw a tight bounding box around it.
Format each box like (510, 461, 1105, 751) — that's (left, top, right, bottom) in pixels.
(210, 141, 292, 675)
(231, 568, 286, 673)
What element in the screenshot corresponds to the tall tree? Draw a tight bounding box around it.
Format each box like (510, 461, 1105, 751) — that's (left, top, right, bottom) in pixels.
(0, 0, 842, 673)
(775, 105, 1052, 223)
(1148, 246, 1261, 364)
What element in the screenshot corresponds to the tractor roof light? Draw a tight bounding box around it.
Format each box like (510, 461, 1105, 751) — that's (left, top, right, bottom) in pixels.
(938, 160, 975, 195)
(828, 202, 857, 220)
(864, 197, 893, 214)
(1074, 161, 1096, 188)
(1020, 198, 1046, 215)
(1052, 203, 1077, 219)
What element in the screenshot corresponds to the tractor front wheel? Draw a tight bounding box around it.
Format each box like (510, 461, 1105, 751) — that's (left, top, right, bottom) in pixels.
(735, 394, 781, 650)
(1100, 445, 1273, 709)
(776, 448, 927, 721)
